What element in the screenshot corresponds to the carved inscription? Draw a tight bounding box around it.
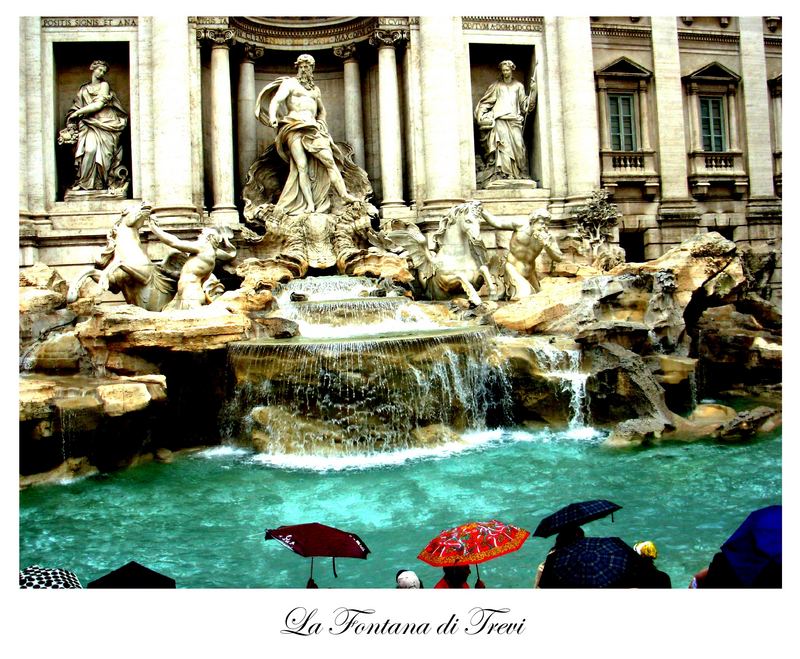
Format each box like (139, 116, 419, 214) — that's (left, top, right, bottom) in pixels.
(42, 17, 137, 28)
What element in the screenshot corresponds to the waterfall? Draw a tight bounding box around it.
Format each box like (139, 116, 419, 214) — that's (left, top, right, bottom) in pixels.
(528, 338, 589, 428)
(221, 328, 513, 456)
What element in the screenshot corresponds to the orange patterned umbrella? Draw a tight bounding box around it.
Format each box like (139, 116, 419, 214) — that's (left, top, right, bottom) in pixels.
(417, 519, 530, 566)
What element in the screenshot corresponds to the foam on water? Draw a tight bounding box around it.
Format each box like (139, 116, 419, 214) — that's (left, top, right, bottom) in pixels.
(247, 429, 506, 471)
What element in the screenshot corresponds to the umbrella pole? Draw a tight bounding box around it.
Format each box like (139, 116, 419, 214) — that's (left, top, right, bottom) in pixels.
(310, 557, 314, 581)
(333, 557, 338, 578)
(476, 564, 480, 584)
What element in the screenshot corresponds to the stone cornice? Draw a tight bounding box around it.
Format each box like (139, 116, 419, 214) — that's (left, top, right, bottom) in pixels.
(677, 29, 740, 45)
(461, 16, 543, 32)
(591, 25, 651, 40)
(229, 16, 380, 49)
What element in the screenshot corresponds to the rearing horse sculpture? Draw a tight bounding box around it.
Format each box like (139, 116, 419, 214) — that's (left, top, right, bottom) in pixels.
(386, 201, 497, 307)
(66, 202, 179, 311)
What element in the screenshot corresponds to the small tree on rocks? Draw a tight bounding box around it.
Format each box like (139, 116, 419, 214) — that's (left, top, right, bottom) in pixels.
(573, 189, 622, 259)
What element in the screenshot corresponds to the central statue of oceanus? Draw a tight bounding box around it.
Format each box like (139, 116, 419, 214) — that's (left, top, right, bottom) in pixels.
(241, 53, 408, 281)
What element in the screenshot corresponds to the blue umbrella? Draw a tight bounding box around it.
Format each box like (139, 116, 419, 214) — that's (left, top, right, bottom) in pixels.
(720, 504, 781, 587)
(533, 499, 621, 538)
(539, 536, 641, 588)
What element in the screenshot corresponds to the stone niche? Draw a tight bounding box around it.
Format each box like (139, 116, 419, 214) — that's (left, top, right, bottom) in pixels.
(53, 41, 132, 201)
(468, 42, 540, 186)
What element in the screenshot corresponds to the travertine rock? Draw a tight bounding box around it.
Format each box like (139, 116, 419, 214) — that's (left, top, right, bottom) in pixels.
(19, 263, 68, 295)
(19, 288, 66, 314)
(75, 304, 250, 352)
(95, 382, 153, 416)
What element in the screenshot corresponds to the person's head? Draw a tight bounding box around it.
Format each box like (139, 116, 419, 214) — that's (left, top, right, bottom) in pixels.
(295, 54, 315, 82)
(90, 60, 109, 78)
(395, 570, 422, 589)
(634, 540, 658, 560)
(499, 60, 516, 81)
(442, 565, 471, 586)
(554, 525, 584, 548)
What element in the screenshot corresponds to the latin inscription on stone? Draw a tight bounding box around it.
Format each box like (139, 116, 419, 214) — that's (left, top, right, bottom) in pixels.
(41, 17, 137, 28)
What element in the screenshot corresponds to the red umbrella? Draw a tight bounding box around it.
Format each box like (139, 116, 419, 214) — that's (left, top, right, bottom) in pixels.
(418, 519, 530, 585)
(265, 522, 370, 586)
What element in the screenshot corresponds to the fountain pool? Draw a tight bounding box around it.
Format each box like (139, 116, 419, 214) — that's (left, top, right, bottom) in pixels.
(19, 422, 780, 588)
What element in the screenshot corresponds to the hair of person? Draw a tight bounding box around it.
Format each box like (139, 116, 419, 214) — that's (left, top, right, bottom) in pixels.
(90, 60, 110, 72)
(295, 54, 315, 68)
(499, 60, 516, 71)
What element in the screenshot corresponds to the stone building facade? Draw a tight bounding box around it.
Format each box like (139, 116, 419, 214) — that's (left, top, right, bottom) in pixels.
(19, 16, 783, 302)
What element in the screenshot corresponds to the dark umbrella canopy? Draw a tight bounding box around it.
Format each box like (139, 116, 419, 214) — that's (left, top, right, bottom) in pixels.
(20, 565, 82, 589)
(720, 504, 781, 587)
(265, 523, 370, 559)
(266, 522, 371, 584)
(533, 499, 622, 538)
(87, 561, 176, 588)
(539, 536, 641, 588)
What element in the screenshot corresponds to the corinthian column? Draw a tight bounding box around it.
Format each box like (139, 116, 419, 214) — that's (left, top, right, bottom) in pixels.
(334, 44, 365, 169)
(151, 17, 198, 221)
(199, 29, 239, 224)
(370, 30, 406, 209)
(417, 16, 464, 210)
(238, 44, 264, 185)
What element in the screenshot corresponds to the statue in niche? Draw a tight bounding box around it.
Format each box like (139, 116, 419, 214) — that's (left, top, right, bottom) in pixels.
(148, 218, 236, 310)
(474, 60, 537, 188)
(58, 60, 129, 199)
(255, 53, 363, 215)
(243, 53, 408, 282)
(480, 208, 563, 299)
(66, 202, 233, 312)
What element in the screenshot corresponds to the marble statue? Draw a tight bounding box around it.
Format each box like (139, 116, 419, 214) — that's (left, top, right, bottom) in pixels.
(59, 60, 129, 199)
(480, 207, 563, 299)
(255, 53, 361, 215)
(474, 60, 537, 187)
(148, 218, 236, 310)
(243, 54, 406, 281)
(386, 201, 497, 307)
(67, 202, 176, 311)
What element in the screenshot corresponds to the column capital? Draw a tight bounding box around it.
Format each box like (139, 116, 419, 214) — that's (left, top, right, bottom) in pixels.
(369, 29, 408, 48)
(241, 44, 265, 62)
(196, 28, 234, 47)
(333, 44, 358, 61)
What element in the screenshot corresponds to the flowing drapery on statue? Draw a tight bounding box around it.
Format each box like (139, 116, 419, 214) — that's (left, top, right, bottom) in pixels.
(254, 54, 366, 216)
(474, 60, 536, 187)
(59, 60, 128, 197)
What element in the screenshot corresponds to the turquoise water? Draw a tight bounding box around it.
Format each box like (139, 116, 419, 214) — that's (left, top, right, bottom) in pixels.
(19, 427, 781, 589)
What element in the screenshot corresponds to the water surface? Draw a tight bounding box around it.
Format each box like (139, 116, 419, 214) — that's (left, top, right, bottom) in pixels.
(19, 427, 781, 588)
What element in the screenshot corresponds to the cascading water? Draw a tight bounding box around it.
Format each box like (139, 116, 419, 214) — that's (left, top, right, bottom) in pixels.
(220, 277, 513, 456)
(526, 337, 589, 429)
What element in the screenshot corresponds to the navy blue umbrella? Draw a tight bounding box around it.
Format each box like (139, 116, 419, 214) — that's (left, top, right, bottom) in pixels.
(533, 499, 621, 538)
(719, 505, 781, 587)
(539, 536, 641, 588)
